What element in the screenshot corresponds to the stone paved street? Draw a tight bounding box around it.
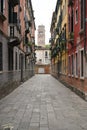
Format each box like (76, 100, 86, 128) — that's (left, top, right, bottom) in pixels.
(0, 74, 87, 130)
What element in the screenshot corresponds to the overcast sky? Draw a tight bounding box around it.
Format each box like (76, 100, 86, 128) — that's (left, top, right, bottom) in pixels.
(31, 0, 57, 44)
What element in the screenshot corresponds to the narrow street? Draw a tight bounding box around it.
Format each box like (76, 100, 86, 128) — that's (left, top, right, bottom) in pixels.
(0, 75, 87, 130)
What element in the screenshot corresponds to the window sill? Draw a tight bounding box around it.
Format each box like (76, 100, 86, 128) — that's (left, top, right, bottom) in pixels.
(80, 77, 85, 80)
(72, 75, 74, 77)
(75, 75, 78, 78)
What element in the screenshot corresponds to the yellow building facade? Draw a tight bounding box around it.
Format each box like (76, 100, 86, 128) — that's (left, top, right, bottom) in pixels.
(50, 0, 68, 78)
(61, 0, 68, 75)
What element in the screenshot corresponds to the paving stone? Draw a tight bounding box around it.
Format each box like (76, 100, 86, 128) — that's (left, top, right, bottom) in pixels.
(29, 126, 40, 130)
(0, 75, 87, 130)
(29, 122, 39, 127)
(40, 127, 49, 130)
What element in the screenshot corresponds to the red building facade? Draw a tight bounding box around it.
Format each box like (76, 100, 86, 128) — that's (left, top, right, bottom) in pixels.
(67, 0, 87, 99)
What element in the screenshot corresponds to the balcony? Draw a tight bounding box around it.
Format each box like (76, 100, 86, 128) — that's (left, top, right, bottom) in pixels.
(68, 32, 74, 45)
(9, 0, 19, 6)
(68, 0, 74, 7)
(8, 24, 21, 46)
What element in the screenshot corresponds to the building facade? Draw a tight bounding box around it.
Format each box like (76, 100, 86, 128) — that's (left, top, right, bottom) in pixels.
(36, 25, 50, 74)
(50, 0, 68, 77)
(37, 25, 45, 47)
(0, 0, 9, 71)
(0, 0, 36, 98)
(67, 0, 87, 98)
(50, 0, 87, 100)
(35, 46, 50, 65)
(35, 46, 51, 74)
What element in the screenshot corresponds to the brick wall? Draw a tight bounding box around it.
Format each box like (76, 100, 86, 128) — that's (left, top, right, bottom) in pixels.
(35, 65, 50, 74)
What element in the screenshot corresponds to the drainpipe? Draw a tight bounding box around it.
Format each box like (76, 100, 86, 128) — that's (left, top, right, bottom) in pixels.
(84, 0, 86, 56)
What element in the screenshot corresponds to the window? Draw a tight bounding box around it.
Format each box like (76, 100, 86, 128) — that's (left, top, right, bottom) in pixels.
(9, 3, 14, 23)
(80, 50, 84, 78)
(75, 9, 78, 23)
(0, 0, 4, 13)
(63, 6, 64, 19)
(68, 9, 74, 33)
(15, 52, 17, 70)
(3, 0, 5, 11)
(71, 54, 74, 76)
(0, 43, 2, 71)
(80, 0, 84, 29)
(10, 26, 14, 37)
(62, 60, 64, 74)
(65, 0, 66, 14)
(68, 56, 71, 75)
(45, 51, 48, 58)
(8, 47, 13, 70)
(75, 52, 78, 76)
(0, 0, 6, 21)
(39, 59, 42, 62)
(71, 9, 74, 32)
(68, 15, 70, 32)
(19, 54, 21, 70)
